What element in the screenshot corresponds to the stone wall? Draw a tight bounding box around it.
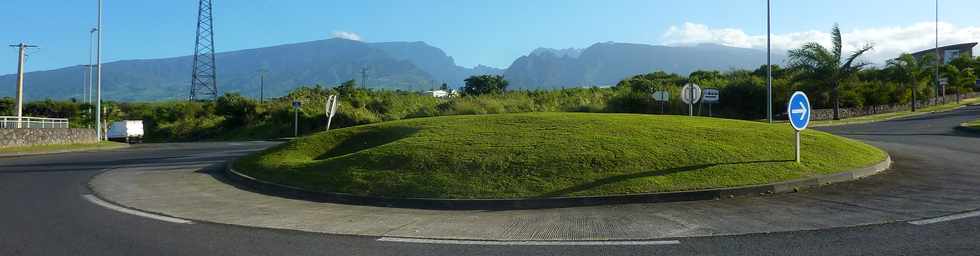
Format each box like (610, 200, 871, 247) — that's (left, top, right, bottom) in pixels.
(811, 93, 978, 121)
(0, 128, 98, 148)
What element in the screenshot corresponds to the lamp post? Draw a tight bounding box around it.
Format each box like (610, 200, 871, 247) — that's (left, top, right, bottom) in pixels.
(95, 0, 103, 140)
(766, 0, 773, 123)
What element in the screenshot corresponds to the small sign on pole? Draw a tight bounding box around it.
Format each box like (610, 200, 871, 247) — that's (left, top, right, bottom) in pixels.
(787, 91, 811, 163)
(325, 95, 339, 131)
(702, 89, 720, 117)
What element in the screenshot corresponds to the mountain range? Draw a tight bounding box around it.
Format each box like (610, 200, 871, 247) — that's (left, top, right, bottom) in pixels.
(0, 39, 784, 101)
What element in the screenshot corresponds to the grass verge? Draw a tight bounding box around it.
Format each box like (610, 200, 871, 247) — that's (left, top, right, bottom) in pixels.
(960, 119, 980, 133)
(0, 141, 128, 155)
(235, 113, 886, 199)
(813, 97, 979, 127)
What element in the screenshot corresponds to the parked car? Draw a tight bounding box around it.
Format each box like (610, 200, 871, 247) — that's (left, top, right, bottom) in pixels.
(107, 120, 144, 144)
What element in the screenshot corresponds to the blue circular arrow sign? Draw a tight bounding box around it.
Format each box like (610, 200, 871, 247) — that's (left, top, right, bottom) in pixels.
(787, 91, 811, 131)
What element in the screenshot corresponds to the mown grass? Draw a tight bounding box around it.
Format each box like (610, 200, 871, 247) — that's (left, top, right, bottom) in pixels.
(235, 113, 886, 199)
(813, 97, 979, 127)
(0, 141, 127, 155)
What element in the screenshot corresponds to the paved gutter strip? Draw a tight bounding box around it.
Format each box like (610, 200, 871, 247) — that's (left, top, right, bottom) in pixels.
(224, 156, 891, 210)
(376, 237, 681, 246)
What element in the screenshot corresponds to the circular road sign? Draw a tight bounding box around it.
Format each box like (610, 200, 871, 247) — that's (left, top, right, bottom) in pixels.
(681, 83, 702, 104)
(787, 91, 811, 131)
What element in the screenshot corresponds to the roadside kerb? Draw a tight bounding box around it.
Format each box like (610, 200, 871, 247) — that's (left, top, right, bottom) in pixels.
(225, 155, 892, 210)
(0, 143, 129, 158)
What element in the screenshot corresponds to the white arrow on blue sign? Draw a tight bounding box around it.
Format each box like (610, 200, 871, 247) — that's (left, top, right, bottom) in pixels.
(787, 91, 811, 131)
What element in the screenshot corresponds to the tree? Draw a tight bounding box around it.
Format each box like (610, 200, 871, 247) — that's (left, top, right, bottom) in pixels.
(886, 53, 934, 111)
(788, 23, 873, 120)
(215, 93, 258, 126)
(463, 75, 509, 95)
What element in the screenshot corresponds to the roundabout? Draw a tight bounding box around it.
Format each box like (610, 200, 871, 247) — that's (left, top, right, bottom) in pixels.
(3, 106, 980, 255)
(234, 112, 886, 201)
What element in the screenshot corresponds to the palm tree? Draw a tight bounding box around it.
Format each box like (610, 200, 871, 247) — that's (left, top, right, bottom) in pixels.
(887, 53, 934, 111)
(788, 24, 874, 120)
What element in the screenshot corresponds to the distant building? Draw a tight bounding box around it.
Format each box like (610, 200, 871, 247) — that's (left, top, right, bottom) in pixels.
(910, 42, 977, 64)
(421, 90, 450, 98)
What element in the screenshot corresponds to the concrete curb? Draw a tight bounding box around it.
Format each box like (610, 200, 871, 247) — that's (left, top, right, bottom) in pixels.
(224, 155, 892, 210)
(955, 124, 980, 135)
(0, 143, 130, 158)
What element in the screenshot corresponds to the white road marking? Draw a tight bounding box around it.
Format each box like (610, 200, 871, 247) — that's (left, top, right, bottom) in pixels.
(377, 237, 680, 246)
(909, 210, 980, 225)
(82, 194, 193, 224)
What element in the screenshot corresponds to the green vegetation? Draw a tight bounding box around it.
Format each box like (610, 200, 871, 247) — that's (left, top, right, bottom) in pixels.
(788, 23, 874, 120)
(235, 113, 886, 199)
(0, 141, 127, 155)
(463, 75, 509, 95)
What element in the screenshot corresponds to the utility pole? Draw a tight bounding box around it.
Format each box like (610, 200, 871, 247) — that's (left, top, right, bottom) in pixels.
(360, 67, 369, 88)
(766, 0, 773, 123)
(96, 0, 104, 140)
(9, 43, 37, 128)
(259, 71, 265, 103)
(935, 0, 941, 105)
(88, 28, 97, 105)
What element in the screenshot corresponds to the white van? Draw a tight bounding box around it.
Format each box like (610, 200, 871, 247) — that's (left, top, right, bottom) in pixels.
(107, 120, 145, 144)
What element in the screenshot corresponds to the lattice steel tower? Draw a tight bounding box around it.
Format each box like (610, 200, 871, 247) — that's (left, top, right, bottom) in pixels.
(189, 0, 217, 101)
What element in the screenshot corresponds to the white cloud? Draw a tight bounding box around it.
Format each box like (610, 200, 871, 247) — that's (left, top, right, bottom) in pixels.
(661, 22, 980, 64)
(331, 31, 363, 41)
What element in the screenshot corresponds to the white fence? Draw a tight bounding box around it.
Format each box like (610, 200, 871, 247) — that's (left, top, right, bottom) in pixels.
(0, 116, 70, 129)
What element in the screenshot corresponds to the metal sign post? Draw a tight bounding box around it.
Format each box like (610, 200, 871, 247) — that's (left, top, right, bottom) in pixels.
(702, 89, 720, 117)
(325, 95, 339, 131)
(652, 91, 669, 114)
(681, 83, 701, 116)
(787, 91, 812, 163)
(292, 100, 301, 137)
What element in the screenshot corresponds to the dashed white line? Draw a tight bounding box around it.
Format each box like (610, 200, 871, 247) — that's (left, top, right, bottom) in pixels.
(377, 237, 680, 246)
(909, 210, 980, 225)
(82, 194, 193, 224)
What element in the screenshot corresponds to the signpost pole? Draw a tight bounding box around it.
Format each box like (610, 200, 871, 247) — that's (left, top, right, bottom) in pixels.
(795, 130, 801, 163)
(688, 86, 694, 116)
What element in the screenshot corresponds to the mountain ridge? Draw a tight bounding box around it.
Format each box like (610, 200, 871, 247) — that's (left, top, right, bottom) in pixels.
(1, 39, 784, 101)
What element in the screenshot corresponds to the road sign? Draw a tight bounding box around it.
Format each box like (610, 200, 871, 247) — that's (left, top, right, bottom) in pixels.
(787, 91, 811, 131)
(652, 91, 670, 102)
(325, 95, 339, 131)
(292, 100, 302, 109)
(787, 91, 811, 163)
(681, 84, 702, 104)
(702, 89, 720, 103)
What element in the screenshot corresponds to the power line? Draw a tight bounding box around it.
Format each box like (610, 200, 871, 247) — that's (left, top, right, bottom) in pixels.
(189, 0, 218, 101)
(9, 43, 38, 129)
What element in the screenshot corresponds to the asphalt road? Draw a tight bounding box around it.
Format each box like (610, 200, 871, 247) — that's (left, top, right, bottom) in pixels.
(2, 105, 979, 255)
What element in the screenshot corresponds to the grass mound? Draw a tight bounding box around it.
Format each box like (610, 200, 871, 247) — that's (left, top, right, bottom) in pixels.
(235, 113, 886, 199)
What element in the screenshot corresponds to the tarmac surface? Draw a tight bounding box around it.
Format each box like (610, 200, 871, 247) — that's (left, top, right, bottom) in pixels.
(3, 105, 980, 255)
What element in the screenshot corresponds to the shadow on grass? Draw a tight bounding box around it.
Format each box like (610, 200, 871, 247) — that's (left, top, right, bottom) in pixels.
(314, 126, 420, 160)
(540, 159, 794, 197)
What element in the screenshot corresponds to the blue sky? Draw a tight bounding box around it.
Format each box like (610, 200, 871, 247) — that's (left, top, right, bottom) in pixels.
(2, 0, 979, 74)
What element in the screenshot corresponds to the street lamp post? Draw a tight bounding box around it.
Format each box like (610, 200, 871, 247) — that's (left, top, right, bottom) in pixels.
(766, 0, 773, 123)
(95, 0, 103, 140)
(935, 0, 941, 105)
